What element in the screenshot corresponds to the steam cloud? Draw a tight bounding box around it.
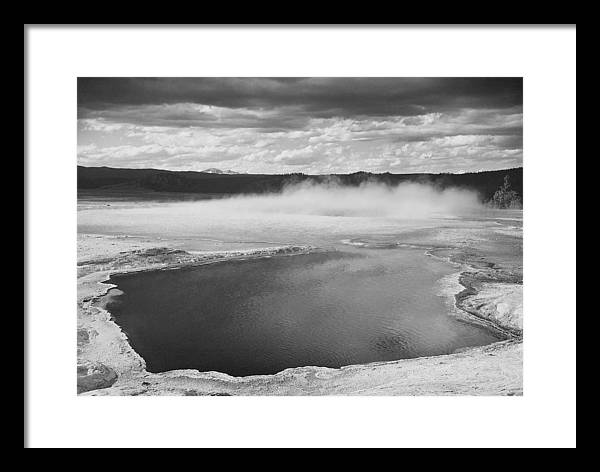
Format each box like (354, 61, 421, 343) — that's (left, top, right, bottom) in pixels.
(195, 181, 481, 218)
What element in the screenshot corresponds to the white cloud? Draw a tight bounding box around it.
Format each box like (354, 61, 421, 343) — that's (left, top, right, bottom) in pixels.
(78, 104, 522, 174)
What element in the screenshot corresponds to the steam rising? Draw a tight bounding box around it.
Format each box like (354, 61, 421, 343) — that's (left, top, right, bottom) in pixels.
(78, 181, 485, 250)
(200, 181, 481, 218)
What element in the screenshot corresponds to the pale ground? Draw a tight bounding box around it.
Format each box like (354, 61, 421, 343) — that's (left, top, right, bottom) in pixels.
(77, 231, 523, 396)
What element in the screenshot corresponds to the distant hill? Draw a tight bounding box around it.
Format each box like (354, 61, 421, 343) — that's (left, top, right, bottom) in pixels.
(78, 166, 523, 203)
(202, 168, 242, 175)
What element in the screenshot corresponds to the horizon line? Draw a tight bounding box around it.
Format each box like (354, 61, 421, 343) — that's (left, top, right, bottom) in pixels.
(77, 164, 523, 177)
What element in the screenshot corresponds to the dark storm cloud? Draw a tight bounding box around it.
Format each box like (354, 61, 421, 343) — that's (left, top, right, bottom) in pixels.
(78, 77, 522, 119)
(77, 77, 523, 174)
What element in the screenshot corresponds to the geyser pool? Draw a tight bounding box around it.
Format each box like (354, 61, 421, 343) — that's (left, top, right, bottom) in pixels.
(101, 248, 502, 377)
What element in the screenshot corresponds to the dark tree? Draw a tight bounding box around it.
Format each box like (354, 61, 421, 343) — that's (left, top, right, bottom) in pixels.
(490, 175, 522, 209)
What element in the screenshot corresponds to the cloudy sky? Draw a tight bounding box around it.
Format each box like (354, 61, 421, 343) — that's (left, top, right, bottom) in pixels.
(77, 78, 522, 174)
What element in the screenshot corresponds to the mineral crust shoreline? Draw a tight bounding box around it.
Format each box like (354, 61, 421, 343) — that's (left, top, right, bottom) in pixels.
(77, 233, 523, 396)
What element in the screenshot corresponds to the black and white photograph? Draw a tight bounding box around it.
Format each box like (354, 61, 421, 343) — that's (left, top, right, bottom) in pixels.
(77, 77, 524, 396)
(25, 25, 576, 448)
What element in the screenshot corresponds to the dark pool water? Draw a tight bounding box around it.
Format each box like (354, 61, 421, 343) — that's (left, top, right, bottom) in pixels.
(102, 250, 502, 377)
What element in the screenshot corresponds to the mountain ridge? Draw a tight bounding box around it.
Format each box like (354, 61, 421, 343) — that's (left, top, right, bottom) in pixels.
(202, 168, 242, 175)
(78, 165, 523, 203)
